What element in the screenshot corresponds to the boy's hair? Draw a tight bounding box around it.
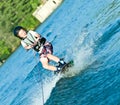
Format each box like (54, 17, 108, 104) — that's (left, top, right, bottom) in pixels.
(13, 26, 27, 39)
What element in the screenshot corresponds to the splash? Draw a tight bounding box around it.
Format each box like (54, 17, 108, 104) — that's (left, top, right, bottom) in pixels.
(64, 28, 96, 77)
(31, 74, 62, 105)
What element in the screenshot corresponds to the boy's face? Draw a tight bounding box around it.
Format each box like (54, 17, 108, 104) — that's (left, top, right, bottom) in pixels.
(18, 29, 27, 38)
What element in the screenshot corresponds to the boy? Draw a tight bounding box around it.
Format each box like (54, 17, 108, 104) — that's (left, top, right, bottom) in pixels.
(13, 26, 66, 73)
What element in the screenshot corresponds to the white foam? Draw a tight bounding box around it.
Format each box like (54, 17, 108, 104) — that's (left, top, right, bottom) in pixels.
(31, 74, 62, 105)
(64, 30, 95, 77)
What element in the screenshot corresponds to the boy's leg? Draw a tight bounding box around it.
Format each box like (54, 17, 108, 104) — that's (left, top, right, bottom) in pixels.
(40, 57, 57, 71)
(46, 54, 60, 63)
(47, 53, 66, 67)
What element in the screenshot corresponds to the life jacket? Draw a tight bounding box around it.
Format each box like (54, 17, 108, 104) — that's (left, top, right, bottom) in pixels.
(22, 31, 46, 52)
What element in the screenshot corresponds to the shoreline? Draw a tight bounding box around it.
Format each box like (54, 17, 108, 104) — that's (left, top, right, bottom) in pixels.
(0, 0, 63, 66)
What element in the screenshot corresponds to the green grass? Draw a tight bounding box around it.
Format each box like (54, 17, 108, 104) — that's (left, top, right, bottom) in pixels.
(0, 0, 42, 63)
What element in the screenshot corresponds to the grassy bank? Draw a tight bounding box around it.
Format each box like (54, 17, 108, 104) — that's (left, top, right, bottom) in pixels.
(0, 0, 42, 64)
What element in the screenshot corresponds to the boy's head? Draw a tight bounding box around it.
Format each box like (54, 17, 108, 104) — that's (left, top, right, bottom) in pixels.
(13, 26, 27, 39)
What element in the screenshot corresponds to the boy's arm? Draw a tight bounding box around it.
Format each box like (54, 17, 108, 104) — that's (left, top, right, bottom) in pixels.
(24, 45, 33, 50)
(34, 33, 41, 42)
(21, 41, 33, 50)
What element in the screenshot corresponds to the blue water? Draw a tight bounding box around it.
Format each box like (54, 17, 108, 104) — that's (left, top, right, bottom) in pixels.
(0, 0, 120, 105)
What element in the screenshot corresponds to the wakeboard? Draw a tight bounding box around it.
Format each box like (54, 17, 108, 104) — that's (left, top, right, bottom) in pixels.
(60, 60, 74, 73)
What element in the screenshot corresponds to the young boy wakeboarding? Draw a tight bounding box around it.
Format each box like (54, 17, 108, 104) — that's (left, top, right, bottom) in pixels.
(13, 26, 66, 74)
